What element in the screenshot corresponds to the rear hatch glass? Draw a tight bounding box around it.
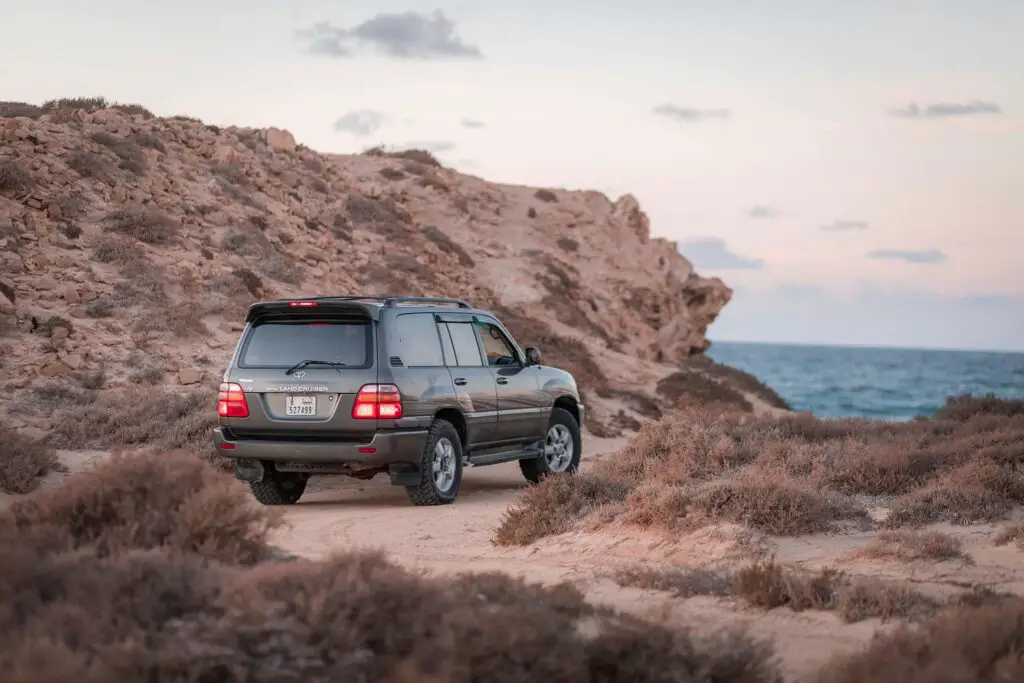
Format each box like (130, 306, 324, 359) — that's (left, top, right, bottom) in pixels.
(240, 321, 372, 369)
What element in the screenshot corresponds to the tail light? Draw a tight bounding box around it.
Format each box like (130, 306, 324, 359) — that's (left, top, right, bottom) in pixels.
(352, 384, 403, 420)
(289, 301, 317, 307)
(217, 382, 250, 418)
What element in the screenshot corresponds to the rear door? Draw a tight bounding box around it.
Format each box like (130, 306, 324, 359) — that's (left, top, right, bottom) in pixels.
(223, 303, 379, 441)
(435, 313, 499, 446)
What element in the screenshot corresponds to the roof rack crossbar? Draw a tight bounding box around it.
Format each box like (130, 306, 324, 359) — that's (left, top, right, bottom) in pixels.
(383, 296, 472, 309)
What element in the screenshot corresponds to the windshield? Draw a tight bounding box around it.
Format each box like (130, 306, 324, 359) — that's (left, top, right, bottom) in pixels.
(239, 321, 372, 368)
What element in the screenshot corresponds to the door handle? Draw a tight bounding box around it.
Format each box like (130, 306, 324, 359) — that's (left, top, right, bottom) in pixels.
(453, 377, 467, 386)
(496, 377, 508, 385)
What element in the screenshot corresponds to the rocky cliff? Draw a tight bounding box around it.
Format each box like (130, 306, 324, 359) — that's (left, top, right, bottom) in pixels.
(0, 99, 746, 438)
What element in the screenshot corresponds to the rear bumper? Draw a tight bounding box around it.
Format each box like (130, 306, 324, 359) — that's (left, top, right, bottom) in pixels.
(212, 427, 428, 465)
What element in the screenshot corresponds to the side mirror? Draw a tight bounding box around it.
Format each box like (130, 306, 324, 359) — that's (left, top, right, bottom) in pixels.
(525, 347, 541, 366)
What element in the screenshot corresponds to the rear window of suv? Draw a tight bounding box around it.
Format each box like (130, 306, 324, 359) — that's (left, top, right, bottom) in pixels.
(239, 321, 372, 368)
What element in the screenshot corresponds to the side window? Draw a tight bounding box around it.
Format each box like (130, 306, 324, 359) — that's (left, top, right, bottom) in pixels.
(438, 322, 457, 366)
(476, 323, 518, 366)
(444, 322, 484, 366)
(390, 313, 443, 367)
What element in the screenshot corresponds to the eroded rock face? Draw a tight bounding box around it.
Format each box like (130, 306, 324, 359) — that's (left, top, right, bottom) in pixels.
(0, 103, 732, 433)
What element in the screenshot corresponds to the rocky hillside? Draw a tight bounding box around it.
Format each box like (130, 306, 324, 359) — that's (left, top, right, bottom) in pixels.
(0, 97, 779, 443)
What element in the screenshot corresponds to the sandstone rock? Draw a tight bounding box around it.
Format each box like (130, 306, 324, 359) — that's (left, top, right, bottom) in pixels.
(18, 426, 47, 442)
(178, 368, 202, 385)
(265, 127, 296, 153)
(34, 276, 58, 291)
(51, 326, 69, 340)
(62, 353, 83, 369)
(40, 362, 64, 377)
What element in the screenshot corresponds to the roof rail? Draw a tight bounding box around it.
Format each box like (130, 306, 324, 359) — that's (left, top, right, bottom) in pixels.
(383, 296, 472, 309)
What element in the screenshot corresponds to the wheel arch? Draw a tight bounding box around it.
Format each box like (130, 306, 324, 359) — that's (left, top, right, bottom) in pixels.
(433, 406, 468, 446)
(552, 395, 579, 424)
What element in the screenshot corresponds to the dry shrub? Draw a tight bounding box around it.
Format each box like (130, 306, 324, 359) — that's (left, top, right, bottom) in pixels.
(493, 470, 630, 546)
(495, 398, 1024, 545)
(859, 530, 969, 562)
(557, 236, 579, 252)
(0, 101, 43, 119)
(2, 450, 280, 564)
(91, 233, 146, 265)
(884, 457, 1024, 527)
(614, 559, 939, 624)
(0, 455, 784, 683)
(421, 224, 474, 267)
(0, 424, 65, 494)
(534, 188, 558, 203)
(993, 521, 1024, 548)
(47, 387, 219, 461)
(379, 166, 406, 180)
(104, 205, 180, 245)
(89, 131, 146, 174)
(688, 355, 792, 410)
(657, 369, 753, 412)
(0, 159, 35, 194)
(936, 392, 1024, 421)
(809, 597, 1024, 683)
(39, 96, 153, 120)
(66, 148, 112, 177)
(346, 193, 413, 238)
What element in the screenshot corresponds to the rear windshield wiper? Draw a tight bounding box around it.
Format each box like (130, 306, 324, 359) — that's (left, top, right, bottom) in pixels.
(285, 359, 348, 375)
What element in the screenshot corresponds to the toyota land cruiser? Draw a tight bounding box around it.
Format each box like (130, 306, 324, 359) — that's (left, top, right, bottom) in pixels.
(212, 295, 585, 506)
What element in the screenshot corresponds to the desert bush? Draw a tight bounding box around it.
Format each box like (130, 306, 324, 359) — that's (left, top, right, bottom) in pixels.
(557, 236, 579, 252)
(47, 387, 219, 462)
(39, 96, 153, 120)
(809, 596, 1024, 683)
(656, 369, 754, 412)
(534, 188, 558, 203)
(0, 160, 35, 194)
(379, 166, 406, 180)
(614, 559, 939, 624)
(421, 224, 475, 267)
(495, 397, 1024, 545)
(0, 451, 786, 683)
(89, 131, 147, 174)
(688, 355, 793, 410)
(104, 205, 180, 245)
(936, 392, 1024, 421)
(346, 194, 413, 238)
(0, 424, 64, 494)
(132, 131, 166, 152)
(0, 101, 42, 119)
(91, 233, 146, 265)
(858, 530, 969, 562)
(993, 521, 1024, 549)
(66, 148, 112, 177)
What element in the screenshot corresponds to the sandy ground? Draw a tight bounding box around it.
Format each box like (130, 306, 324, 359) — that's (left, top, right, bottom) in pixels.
(10, 434, 1024, 681)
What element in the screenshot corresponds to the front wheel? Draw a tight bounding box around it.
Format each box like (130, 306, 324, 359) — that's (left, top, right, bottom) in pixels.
(406, 419, 464, 506)
(520, 407, 581, 484)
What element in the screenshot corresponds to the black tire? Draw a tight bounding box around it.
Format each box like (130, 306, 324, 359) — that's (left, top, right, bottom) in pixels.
(406, 419, 463, 506)
(249, 468, 308, 506)
(520, 407, 582, 484)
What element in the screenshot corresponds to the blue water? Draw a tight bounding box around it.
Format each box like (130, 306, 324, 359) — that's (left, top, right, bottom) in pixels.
(706, 341, 1024, 421)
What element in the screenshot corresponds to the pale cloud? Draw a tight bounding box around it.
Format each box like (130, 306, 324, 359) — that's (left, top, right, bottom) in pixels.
(333, 109, 386, 136)
(821, 219, 869, 231)
(749, 206, 782, 219)
(461, 118, 485, 129)
(299, 11, 483, 60)
(891, 101, 1002, 119)
(651, 104, 731, 123)
(866, 249, 947, 264)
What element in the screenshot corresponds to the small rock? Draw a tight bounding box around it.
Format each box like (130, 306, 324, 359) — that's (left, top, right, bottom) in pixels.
(52, 326, 69, 340)
(179, 368, 202, 385)
(46, 202, 62, 220)
(18, 427, 47, 442)
(265, 127, 296, 153)
(62, 353, 83, 369)
(35, 276, 58, 291)
(40, 363, 64, 377)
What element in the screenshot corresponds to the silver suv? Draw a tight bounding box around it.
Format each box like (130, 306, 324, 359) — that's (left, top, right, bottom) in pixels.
(213, 296, 585, 506)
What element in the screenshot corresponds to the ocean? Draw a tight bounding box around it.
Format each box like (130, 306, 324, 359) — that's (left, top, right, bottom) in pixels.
(706, 341, 1024, 421)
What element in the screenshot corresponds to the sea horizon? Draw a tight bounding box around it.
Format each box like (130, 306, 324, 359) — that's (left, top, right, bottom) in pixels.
(710, 338, 1024, 357)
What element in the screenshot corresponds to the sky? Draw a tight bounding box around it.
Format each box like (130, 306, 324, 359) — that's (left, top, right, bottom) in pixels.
(2, 0, 1022, 352)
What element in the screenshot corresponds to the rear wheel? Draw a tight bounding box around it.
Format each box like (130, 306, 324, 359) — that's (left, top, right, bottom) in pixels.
(406, 419, 463, 506)
(520, 407, 581, 484)
(249, 468, 308, 505)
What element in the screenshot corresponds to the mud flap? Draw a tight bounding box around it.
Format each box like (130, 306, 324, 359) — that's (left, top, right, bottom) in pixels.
(234, 458, 265, 484)
(388, 464, 420, 486)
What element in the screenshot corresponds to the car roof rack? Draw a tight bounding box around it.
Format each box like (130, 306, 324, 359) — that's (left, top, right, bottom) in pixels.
(383, 296, 472, 309)
(264, 295, 472, 309)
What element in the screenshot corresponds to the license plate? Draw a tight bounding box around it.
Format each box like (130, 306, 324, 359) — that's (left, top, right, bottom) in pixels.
(285, 395, 316, 416)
